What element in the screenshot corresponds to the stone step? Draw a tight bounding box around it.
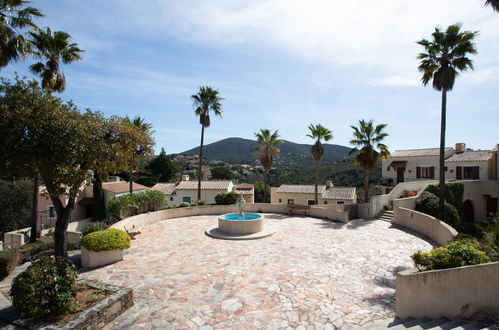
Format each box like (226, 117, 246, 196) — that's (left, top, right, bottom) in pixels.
(428, 319, 469, 329)
(365, 318, 494, 330)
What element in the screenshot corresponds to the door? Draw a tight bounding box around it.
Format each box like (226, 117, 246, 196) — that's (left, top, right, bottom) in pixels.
(396, 167, 404, 184)
(487, 198, 498, 217)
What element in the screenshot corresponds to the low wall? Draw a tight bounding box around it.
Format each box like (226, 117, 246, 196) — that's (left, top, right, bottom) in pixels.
(309, 206, 349, 223)
(396, 262, 499, 319)
(357, 203, 370, 219)
(392, 196, 418, 210)
(393, 207, 457, 246)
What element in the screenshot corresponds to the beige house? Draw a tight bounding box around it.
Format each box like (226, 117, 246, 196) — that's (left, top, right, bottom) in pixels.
(101, 181, 149, 203)
(171, 176, 234, 205)
(271, 181, 356, 206)
(235, 183, 255, 203)
(151, 183, 177, 204)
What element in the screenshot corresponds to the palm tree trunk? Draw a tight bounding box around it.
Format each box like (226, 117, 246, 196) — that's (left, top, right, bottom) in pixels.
(314, 160, 319, 205)
(364, 170, 369, 203)
(197, 125, 205, 201)
(129, 171, 133, 195)
(438, 88, 447, 220)
(264, 170, 268, 203)
(29, 173, 39, 243)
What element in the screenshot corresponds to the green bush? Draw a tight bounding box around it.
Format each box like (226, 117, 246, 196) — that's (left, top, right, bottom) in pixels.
(425, 182, 464, 211)
(81, 222, 108, 237)
(215, 192, 237, 205)
(190, 201, 198, 207)
(106, 190, 165, 224)
(411, 239, 490, 271)
(178, 202, 190, 208)
(415, 191, 460, 227)
(0, 251, 19, 281)
(10, 256, 78, 318)
(197, 200, 206, 206)
(81, 228, 131, 252)
(18, 241, 77, 264)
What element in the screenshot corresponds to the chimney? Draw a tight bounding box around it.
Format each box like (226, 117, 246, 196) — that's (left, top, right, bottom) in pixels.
(181, 175, 190, 181)
(455, 143, 466, 153)
(326, 180, 334, 189)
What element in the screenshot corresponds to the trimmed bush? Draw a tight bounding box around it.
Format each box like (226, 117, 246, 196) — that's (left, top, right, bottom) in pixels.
(10, 256, 78, 318)
(0, 251, 19, 281)
(415, 191, 460, 227)
(81, 222, 108, 237)
(106, 190, 165, 224)
(80, 228, 131, 252)
(178, 202, 190, 208)
(411, 239, 490, 271)
(215, 192, 237, 205)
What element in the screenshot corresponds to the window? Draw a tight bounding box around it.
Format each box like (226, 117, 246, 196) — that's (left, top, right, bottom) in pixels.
(48, 206, 55, 218)
(387, 167, 390, 172)
(463, 166, 479, 180)
(324, 201, 328, 204)
(308, 200, 315, 205)
(417, 166, 435, 179)
(182, 196, 191, 203)
(287, 199, 294, 205)
(337, 201, 344, 205)
(278, 199, 282, 203)
(170, 197, 174, 201)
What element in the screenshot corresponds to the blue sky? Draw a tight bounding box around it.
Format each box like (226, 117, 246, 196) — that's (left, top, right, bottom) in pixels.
(3, 0, 499, 154)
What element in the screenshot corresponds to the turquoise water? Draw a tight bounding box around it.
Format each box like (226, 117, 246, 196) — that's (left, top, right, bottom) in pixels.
(221, 213, 261, 221)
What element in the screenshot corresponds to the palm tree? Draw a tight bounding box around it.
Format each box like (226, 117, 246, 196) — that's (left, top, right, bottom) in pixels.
(306, 124, 333, 205)
(124, 116, 153, 194)
(28, 27, 83, 92)
(349, 119, 389, 203)
(485, 0, 499, 11)
(253, 129, 284, 203)
(0, 0, 43, 69)
(417, 24, 477, 220)
(191, 86, 223, 201)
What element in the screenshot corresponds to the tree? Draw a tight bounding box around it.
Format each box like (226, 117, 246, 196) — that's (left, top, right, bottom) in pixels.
(191, 86, 223, 201)
(92, 172, 106, 222)
(0, 179, 32, 236)
(28, 27, 83, 93)
(417, 24, 477, 220)
(253, 129, 284, 203)
(306, 123, 333, 204)
(349, 119, 389, 203)
(485, 0, 499, 11)
(0, 0, 43, 69)
(211, 166, 234, 180)
(146, 148, 179, 182)
(0, 77, 154, 257)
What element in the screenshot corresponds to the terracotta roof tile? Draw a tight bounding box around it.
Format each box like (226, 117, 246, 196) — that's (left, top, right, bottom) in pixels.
(445, 150, 494, 162)
(151, 183, 176, 195)
(102, 181, 148, 194)
(390, 147, 453, 157)
(322, 187, 356, 200)
(176, 180, 232, 190)
(276, 185, 326, 194)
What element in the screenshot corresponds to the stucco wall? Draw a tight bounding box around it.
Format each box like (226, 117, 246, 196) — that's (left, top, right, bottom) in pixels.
(270, 190, 354, 206)
(392, 196, 418, 210)
(396, 262, 499, 319)
(461, 180, 499, 221)
(172, 186, 233, 205)
(393, 207, 457, 246)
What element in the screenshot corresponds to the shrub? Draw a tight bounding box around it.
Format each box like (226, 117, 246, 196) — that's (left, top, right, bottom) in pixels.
(81, 228, 131, 252)
(190, 201, 198, 207)
(178, 202, 190, 208)
(0, 251, 19, 281)
(415, 191, 460, 227)
(215, 192, 237, 205)
(81, 222, 108, 237)
(197, 199, 206, 206)
(424, 182, 464, 211)
(106, 190, 165, 224)
(411, 239, 490, 271)
(10, 256, 78, 318)
(17, 241, 76, 264)
(45, 228, 54, 237)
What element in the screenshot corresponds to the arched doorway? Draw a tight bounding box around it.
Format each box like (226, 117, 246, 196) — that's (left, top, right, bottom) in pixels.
(462, 200, 475, 223)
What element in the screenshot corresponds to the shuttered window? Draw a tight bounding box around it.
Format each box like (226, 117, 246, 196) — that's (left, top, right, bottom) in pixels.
(463, 166, 480, 180)
(418, 166, 435, 179)
(456, 166, 462, 180)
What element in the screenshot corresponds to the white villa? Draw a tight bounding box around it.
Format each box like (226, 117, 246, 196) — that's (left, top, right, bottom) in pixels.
(271, 181, 356, 206)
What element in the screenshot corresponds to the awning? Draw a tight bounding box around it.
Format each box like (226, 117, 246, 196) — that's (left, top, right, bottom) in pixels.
(389, 161, 407, 168)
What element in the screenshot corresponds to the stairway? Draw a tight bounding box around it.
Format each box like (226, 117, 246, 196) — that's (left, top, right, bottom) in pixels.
(365, 317, 497, 329)
(376, 210, 394, 222)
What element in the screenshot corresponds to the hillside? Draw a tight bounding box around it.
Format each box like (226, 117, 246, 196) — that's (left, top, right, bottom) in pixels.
(180, 137, 353, 165)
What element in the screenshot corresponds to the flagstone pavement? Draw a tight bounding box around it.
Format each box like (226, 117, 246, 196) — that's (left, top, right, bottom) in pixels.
(79, 214, 434, 329)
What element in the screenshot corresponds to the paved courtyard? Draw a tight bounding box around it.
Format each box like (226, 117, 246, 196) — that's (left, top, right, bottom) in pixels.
(80, 214, 434, 329)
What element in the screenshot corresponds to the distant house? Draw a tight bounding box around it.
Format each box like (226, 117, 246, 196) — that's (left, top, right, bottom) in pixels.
(235, 183, 255, 203)
(172, 175, 234, 204)
(271, 181, 356, 206)
(151, 183, 177, 204)
(102, 181, 149, 203)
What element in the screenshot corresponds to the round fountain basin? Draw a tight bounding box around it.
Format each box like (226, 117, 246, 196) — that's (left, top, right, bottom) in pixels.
(218, 213, 264, 235)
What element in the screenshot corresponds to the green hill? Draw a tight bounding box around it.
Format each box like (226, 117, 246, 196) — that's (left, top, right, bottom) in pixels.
(181, 137, 353, 165)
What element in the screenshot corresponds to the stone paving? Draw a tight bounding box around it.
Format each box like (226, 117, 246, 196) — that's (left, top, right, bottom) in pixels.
(79, 214, 434, 329)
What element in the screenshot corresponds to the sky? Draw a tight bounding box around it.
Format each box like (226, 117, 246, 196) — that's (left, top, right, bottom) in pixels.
(3, 0, 499, 154)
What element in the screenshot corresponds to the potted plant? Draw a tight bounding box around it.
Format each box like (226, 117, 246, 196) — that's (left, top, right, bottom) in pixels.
(80, 229, 131, 268)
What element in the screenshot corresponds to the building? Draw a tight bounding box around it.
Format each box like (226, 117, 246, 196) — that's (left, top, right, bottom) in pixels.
(171, 175, 234, 205)
(235, 183, 255, 203)
(271, 181, 356, 206)
(151, 183, 177, 204)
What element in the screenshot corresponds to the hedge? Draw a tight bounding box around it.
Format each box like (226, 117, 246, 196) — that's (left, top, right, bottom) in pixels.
(81, 228, 131, 252)
(415, 191, 460, 227)
(215, 192, 237, 205)
(424, 182, 464, 211)
(107, 190, 165, 224)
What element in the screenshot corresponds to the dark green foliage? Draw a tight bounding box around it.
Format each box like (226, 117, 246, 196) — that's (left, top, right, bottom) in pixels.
(81, 228, 131, 252)
(178, 202, 190, 208)
(0, 251, 19, 281)
(425, 183, 464, 211)
(412, 239, 490, 271)
(215, 192, 237, 205)
(135, 176, 158, 187)
(17, 241, 76, 264)
(146, 148, 180, 182)
(92, 172, 106, 222)
(415, 191, 460, 227)
(254, 181, 270, 203)
(211, 166, 234, 180)
(81, 222, 108, 237)
(106, 190, 165, 224)
(197, 200, 206, 206)
(10, 256, 78, 318)
(0, 180, 32, 237)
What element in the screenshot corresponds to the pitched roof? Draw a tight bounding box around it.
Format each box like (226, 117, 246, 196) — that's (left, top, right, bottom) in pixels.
(322, 187, 356, 200)
(445, 150, 494, 162)
(102, 181, 148, 194)
(176, 180, 232, 190)
(235, 183, 254, 189)
(151, 183, 176, 195)
(276, 185, 326, 194)
(390, 147, 453, 157)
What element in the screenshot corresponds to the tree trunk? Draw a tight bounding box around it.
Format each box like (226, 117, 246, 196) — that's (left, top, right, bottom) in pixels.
(29, 173, 39, 243)
(129, 171, 133, 195)
(197, 125, 205, 201)
(264, 170, 268, 203)
(92, 172, 106, 221)
(438, 89, 447, 221)
(314, 160, 320, 205)
(364, 170, 369, 203)
(54, 207, 71, 257)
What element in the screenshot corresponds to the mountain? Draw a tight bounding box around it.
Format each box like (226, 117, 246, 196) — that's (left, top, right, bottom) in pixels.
(180, 137, 353, 165)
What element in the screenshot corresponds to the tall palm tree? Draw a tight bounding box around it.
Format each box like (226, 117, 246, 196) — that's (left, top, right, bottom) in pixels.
(124, 116, 153, 194)
(485, 0, 499, 11)
(306, 124, 333, 205)
(0, 0, 42, 69)
(253, 129, 284, 203)
(417, 24, 477, 220)
(349, 119, 389, 203)
(191, 86, 223, 201)
(28, 27, 83, 92)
